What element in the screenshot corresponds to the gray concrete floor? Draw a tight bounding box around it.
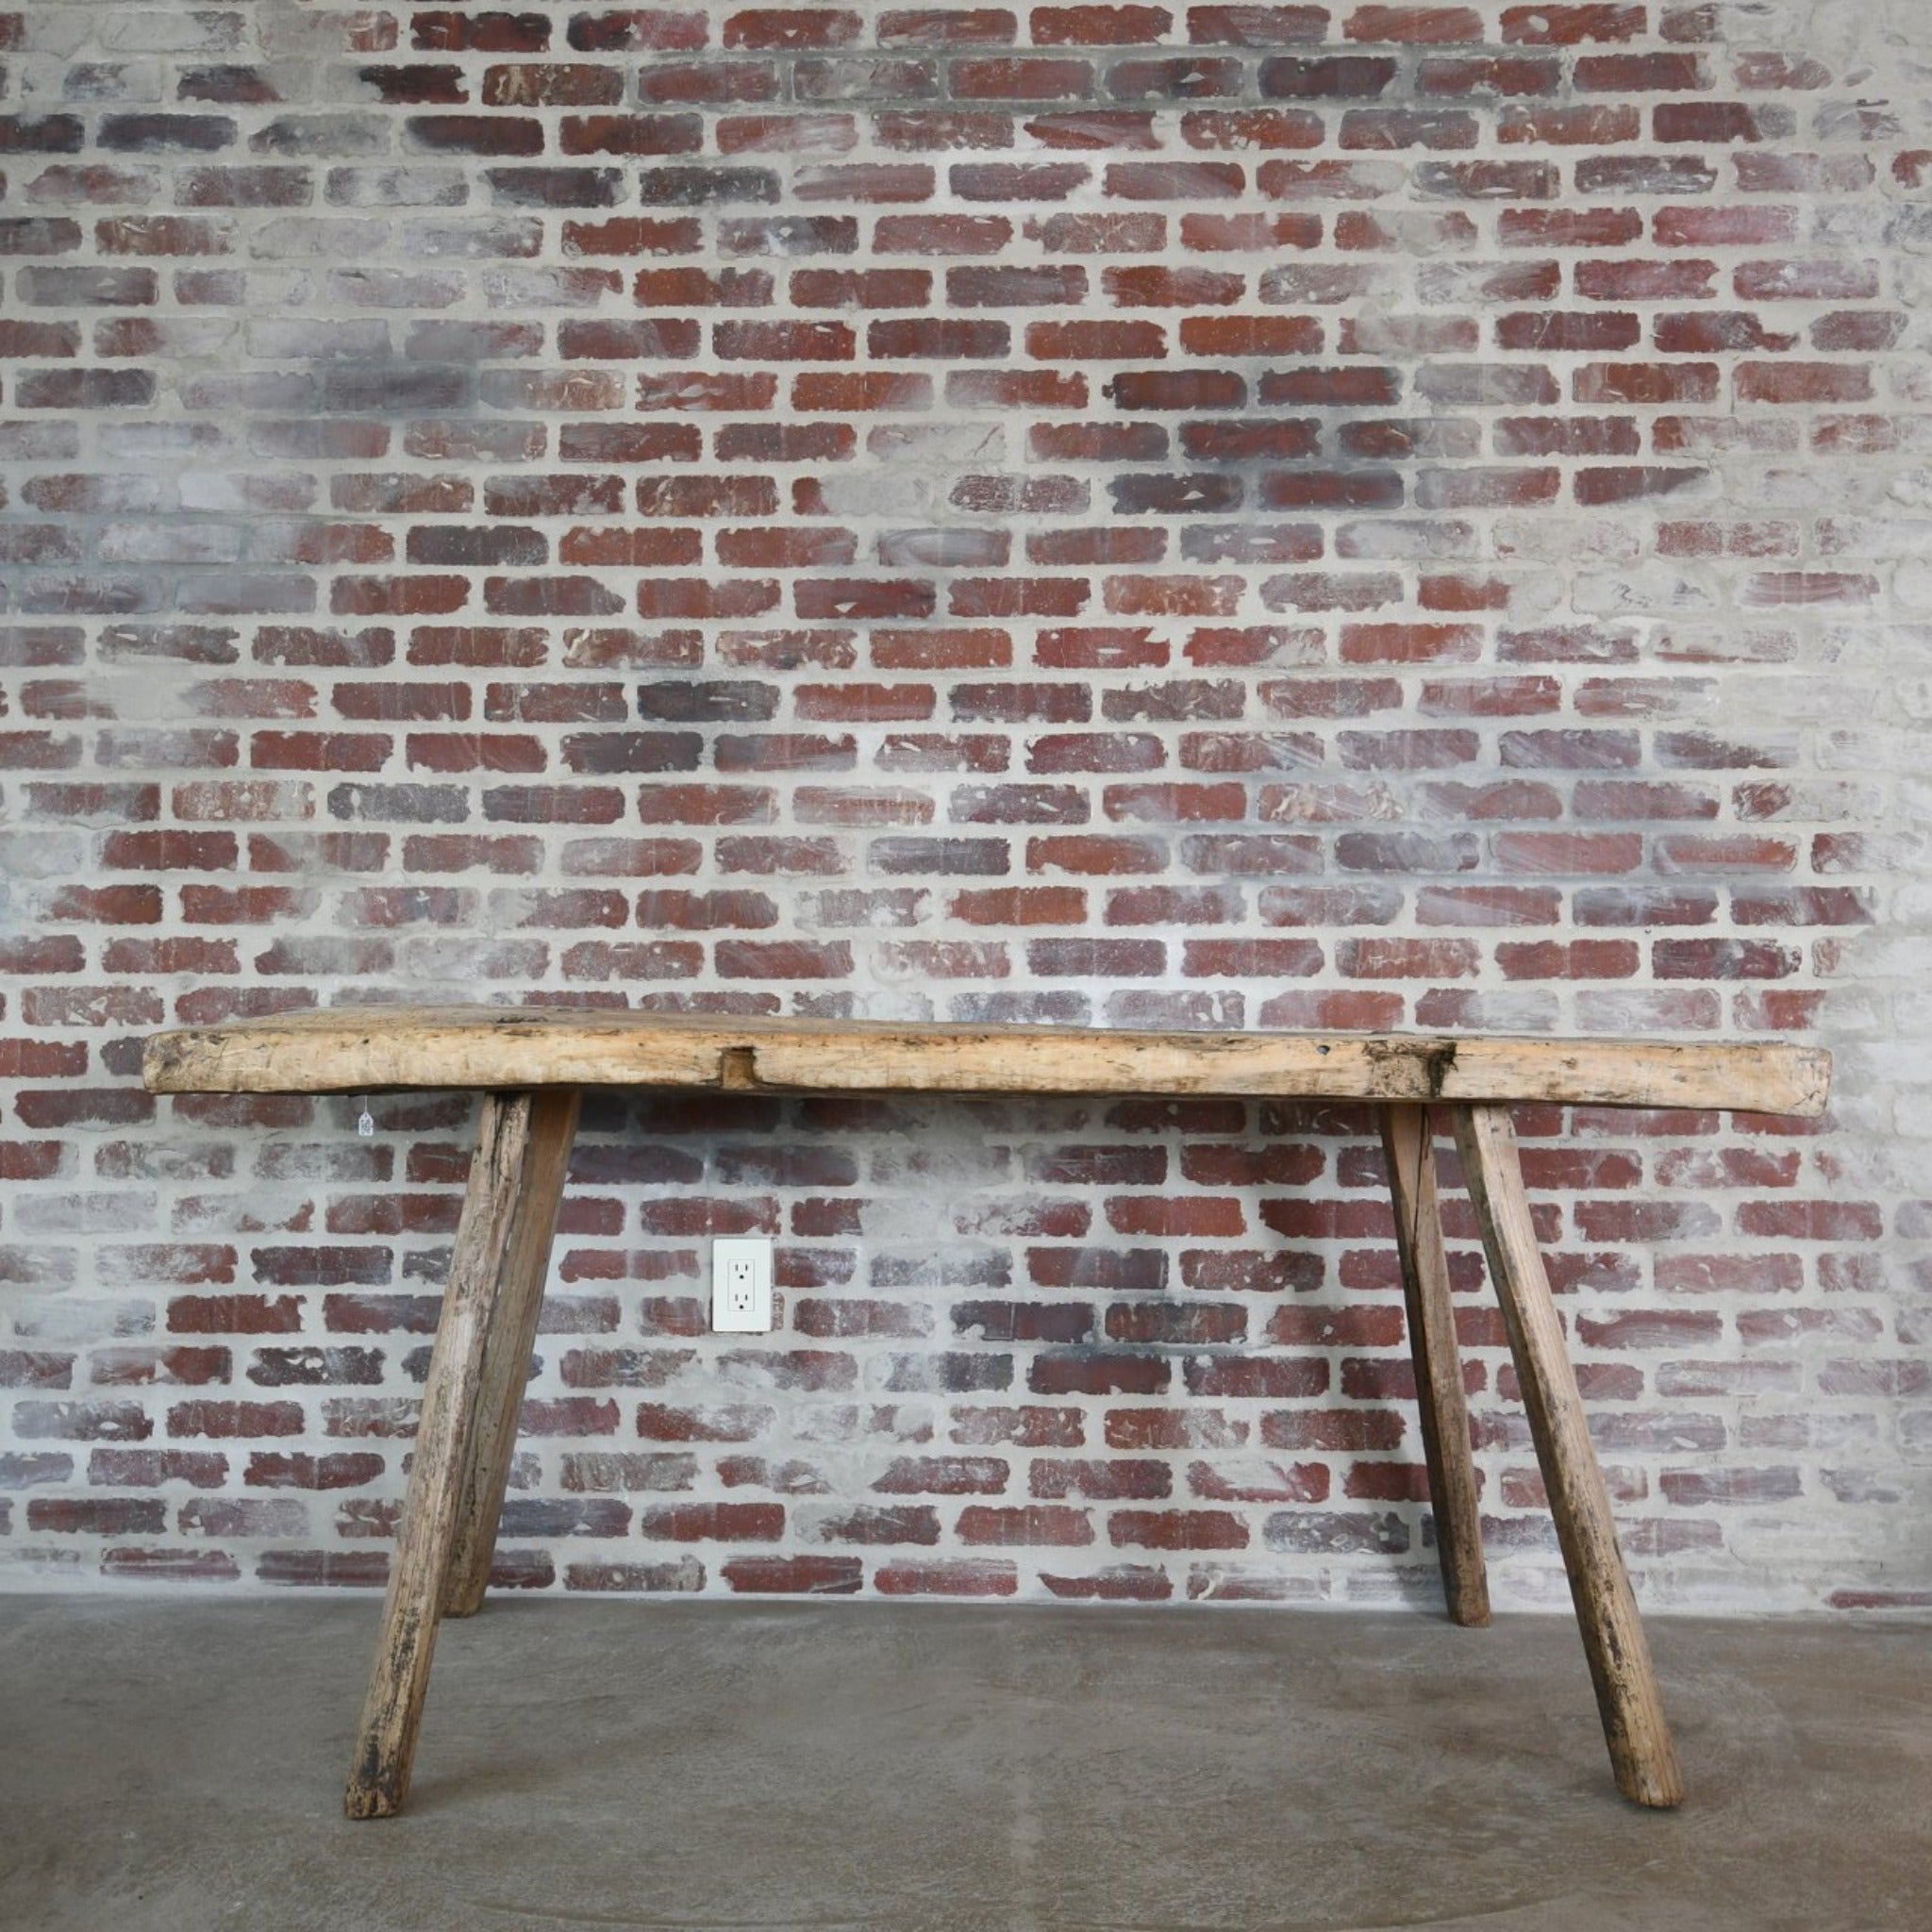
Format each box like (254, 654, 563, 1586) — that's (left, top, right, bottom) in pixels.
(0, 1597, 1925, 1931)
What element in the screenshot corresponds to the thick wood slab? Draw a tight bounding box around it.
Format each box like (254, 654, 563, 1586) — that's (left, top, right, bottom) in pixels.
(144, 1007, 1830, 1116)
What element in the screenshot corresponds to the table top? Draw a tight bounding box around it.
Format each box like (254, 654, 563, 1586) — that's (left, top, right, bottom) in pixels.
(141, 1006, 1831, 1116)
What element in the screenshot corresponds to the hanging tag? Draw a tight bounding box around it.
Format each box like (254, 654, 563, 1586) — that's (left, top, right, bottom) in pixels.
(357, 1101, 375, 1138)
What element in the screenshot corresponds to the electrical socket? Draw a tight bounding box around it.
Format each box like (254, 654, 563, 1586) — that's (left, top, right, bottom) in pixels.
(711, 1237, 774, 1334)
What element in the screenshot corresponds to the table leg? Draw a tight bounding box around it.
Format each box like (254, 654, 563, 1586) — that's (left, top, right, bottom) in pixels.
(344, 1090, 544, 1821)
(443, 1089, 580, 1618)
(1379, 1104, 1490, 1628)
(1449, 1103, 1684, 1809)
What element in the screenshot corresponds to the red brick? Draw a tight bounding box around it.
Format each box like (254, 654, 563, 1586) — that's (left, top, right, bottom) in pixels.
(0, 24, 1907, 1612)
(1109, 1507, 1248, 1549)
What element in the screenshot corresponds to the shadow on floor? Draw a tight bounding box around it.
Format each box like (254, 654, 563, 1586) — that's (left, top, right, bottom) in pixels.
(0, 1596, 1925, 1931)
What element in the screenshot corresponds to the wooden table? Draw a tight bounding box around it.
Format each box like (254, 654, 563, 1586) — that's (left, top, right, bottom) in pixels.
(142, 1008, 1830, 1819)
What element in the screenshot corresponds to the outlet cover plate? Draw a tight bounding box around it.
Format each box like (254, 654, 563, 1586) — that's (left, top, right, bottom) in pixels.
(712, 1237, 774, 1334)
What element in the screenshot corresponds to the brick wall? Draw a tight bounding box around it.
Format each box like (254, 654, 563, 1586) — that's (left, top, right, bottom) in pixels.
(2, 1, 1927, 1612)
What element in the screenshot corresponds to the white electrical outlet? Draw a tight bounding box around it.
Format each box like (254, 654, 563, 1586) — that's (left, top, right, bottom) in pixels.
(711, 1237, 774, 1333)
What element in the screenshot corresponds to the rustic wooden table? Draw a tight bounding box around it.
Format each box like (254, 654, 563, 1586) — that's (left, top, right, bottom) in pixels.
(142, 1008, 1830, 1819)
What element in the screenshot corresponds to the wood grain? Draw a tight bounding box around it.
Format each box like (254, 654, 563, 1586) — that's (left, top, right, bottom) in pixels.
(180, 1008, 1804, 1820)
(1379, 1105, 1490, 1629)
(344, 1091, 536, 1821)
(1451, 1103, 1685, 1809)
(143, 1006, 1831, 1117)
(442, 1089, 580, 1621)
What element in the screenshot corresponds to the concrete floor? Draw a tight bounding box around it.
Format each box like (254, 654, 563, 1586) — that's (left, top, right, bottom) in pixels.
(0, 1598, 1924, 1932)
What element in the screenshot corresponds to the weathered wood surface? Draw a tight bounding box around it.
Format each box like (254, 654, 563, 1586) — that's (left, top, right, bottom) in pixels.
(178, 1006, 1809, 1818)
(1379, 1105, 1490, 1630)
(441, 1089, 580, 1621)
(144, 1006, 1831, 1116)
(1451, 1103, 1686, 1810)
(344, 1091, 542, 1820)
